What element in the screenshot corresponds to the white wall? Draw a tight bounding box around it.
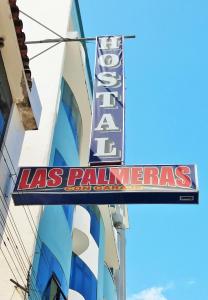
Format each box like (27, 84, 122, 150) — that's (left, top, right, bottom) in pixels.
(18, 0, 92, 167)
(0, 1, 74, 298)
(0, 1, 123, 299)
(18, 0, 74, 166)
(0, 105, 42, 299)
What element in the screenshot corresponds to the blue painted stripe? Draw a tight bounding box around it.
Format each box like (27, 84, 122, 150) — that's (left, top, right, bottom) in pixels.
(70, 253, 97, 300)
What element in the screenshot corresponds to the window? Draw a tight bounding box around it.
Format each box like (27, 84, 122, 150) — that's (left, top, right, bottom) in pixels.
(0, 53, 13, 146)
(43, 274, 67, 300)
(61, 78, 82, 151)
(36, 243, 68, 298)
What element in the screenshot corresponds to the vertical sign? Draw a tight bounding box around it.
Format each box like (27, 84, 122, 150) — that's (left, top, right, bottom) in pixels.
(89, 36, 124, 165)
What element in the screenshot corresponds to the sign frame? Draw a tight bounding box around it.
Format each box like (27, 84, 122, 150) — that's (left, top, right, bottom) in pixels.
(89, 36, 125, 165)
(12, 165, 199, 205)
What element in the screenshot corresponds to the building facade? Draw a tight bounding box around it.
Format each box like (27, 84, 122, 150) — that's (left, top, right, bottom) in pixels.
(0, 1, 129, 300)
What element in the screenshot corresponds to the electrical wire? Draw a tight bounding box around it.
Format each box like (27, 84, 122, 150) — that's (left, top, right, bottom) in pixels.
(0, 8, 75, 298)
(0, 214, 28, 278)
(0, 233, 26, 285)
(0, 209, 41, 300)
(0, 247, 25, 298)
(9, 286, 16, 300)
(1, 143, 52, 269)
(0, 127, 71, 300)
(0, 195, 42, 300)
(0, 178, 42, 297)
(0, 241, 41, 300)
(0, 144, 52, 287)
(0, 189, 32, 266)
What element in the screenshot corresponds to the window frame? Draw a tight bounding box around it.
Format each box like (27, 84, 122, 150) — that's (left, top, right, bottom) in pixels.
(43, 273, 68, 300)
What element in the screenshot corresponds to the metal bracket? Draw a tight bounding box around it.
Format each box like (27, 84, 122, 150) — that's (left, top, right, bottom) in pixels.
(25, 35, 136, 45)
(10, 279, 29, 294)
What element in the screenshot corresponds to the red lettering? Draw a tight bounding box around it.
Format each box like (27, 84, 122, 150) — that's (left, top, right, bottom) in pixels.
(30, 168, 47, 189)
(131, 167, 143, 184)
(160, 167, 175, 187)
(18, 168, 31, 190)
(67, 168, 84, 185)
(97, 168, 109, 184)
(143, 167, 159, 185)
(81, 168, 97, 185)
(109, 168, 130, 185)
(47, 168, 63, 187)
(175, 166, 191, 188)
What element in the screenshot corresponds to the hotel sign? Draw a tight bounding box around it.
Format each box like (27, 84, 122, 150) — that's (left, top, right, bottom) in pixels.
(12, 165, 198, 205)
(89, 36, 124, 165)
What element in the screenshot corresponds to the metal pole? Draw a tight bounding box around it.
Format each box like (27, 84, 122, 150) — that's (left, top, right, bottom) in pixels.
(25, 35, 136, 45)
(10, 279, 29, 294)
(114, 227, 126, 300)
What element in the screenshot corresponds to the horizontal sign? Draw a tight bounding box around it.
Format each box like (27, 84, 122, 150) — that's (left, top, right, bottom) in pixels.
(89, 36, 125, 165)
(12, 165, 198, 205)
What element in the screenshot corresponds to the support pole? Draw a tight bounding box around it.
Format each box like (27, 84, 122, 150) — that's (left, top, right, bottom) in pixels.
(25, 35, 136, 45)
(10, 279, 28, 294)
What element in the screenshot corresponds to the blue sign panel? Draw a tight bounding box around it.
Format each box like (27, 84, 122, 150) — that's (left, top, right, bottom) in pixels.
(12, 165, 198, 205)
(89, 36, 124, 165)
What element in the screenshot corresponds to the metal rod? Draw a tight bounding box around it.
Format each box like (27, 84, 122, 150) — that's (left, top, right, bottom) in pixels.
(25, 35, 136, 45)
(10, 279, 29, 294)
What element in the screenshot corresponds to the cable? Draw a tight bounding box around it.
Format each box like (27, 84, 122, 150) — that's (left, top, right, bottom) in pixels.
(0, 143, 52, 269)
(30, 41, 62, 61)
(0, 193, 43, 300)
(0, 205, 36, 277)
(0, 187, 29, 260)
(18, 10, 65, 61)
(9, 286, 16, 300)
(0, 213, 41, 300)
(0, 144, 52, 279)
(0, 143, 65, 299)
(0, 245, 18, 283)
(0, 186, 42, 299)
(19, 10, 64, 39)
(0, 233, 26, 285)
(0, 214, 28, 278)
(0, 188, 31, 265)
(0, 247, 25, 298)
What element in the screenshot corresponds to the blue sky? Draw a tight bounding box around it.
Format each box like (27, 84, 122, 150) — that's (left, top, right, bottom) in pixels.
(79, 0, 208, 299)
